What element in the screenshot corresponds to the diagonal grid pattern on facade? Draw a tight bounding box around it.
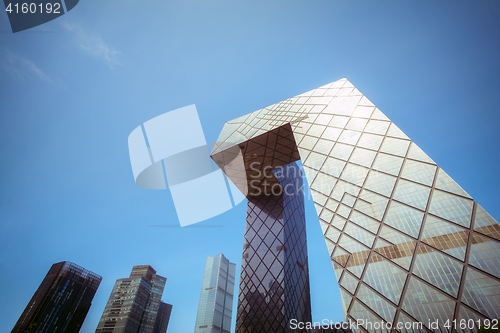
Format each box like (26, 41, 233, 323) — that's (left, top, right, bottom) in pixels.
(211, 78, 500, 332)
(237, 162, 311, 333)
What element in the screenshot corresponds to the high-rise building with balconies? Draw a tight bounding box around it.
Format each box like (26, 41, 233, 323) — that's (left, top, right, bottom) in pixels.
(95, 265, 172, 333)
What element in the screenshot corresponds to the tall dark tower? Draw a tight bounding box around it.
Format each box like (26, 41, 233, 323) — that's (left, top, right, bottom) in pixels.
(11, 261, 102, 333)
(236, 162, 312, 333)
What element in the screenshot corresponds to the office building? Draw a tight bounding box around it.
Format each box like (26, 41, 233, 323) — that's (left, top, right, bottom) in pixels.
(211, 78, 500, 332)
(95, 265, 172, 333)
(194, 254, 236, 333)
(11, 261, 102, 333)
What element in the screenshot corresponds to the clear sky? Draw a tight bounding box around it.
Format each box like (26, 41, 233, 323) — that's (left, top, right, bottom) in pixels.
(1, 1, 499, 332)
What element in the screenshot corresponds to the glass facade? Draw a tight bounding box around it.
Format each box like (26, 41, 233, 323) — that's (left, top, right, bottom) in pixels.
(211, 78, 500, 332)
(237, 162, 312, 333)
(95, 265, 172, 333)
(11, 261, 102, 333)
(194, 254, 236, 333)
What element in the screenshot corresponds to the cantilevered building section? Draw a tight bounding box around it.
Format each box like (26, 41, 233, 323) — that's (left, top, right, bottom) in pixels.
(194, 254, 235, 333)
(95, 265, 172, 333)
(12, 261, 102, 333)
(211, 78, 500, 332)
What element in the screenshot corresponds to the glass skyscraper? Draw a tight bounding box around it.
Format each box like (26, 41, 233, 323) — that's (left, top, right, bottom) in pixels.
(11, 261, 102, 333)
(211, 78, 500, 332)
(237, 161, 312, 333)
(194, 254, 236, 333)
(95, 265, 172, 333)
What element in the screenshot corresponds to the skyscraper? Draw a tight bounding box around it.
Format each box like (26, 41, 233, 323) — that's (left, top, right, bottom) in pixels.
(95, 265, 172, 333)
(194, 254, 236, 333)
(237, 161, 312, 333)
(211, 78, 500, 332)
(11, 261, 102, 333)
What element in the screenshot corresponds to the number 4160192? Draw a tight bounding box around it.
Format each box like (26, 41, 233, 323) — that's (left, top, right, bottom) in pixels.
(5, 2, 61, 14)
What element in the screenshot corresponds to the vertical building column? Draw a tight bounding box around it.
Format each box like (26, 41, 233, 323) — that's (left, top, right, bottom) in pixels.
(236, 162, 311, 333)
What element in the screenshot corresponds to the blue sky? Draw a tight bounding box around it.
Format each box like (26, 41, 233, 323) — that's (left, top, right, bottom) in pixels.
(1, 1, 499, 332)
